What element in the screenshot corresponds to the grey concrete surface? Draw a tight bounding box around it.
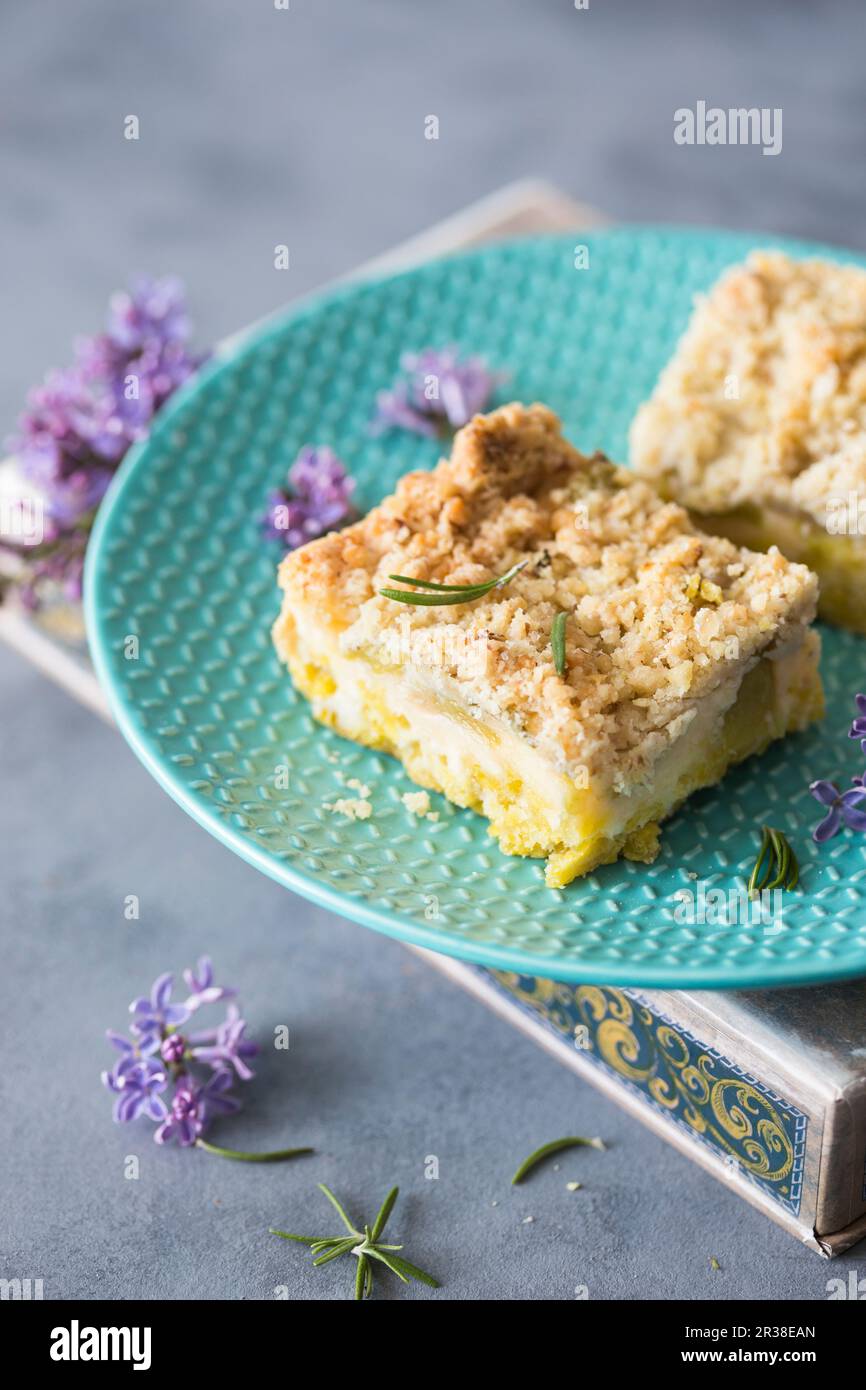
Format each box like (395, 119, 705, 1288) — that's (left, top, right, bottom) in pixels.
(3, 0, 866, 1301)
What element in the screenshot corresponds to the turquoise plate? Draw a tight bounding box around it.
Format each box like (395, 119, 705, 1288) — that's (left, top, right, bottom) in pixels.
(85, 227, 866, 988)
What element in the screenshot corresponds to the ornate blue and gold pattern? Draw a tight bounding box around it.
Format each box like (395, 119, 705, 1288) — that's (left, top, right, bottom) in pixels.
(484, 971, 807, 1215)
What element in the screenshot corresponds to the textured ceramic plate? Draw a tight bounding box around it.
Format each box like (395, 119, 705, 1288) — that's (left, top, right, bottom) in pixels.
(86, 227, 866, 988)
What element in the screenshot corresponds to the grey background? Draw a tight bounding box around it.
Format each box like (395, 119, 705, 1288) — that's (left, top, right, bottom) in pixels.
(2, 0, 865, 1300)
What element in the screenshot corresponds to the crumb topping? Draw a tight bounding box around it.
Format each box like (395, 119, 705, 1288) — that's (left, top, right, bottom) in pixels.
(630, 250, 866, 523)
(277, 403, 817, 786)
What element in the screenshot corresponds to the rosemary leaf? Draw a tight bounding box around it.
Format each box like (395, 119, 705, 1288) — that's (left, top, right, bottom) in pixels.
(312, 1237, 360, 1268)
(380, 559, 527, 607)
(317, 1183, 359, 1235)
(363, 1247, 410, 1283)
(765, 830, 789, 891)
(195, 1140, 313, 1162)
(268, 1229, 320, 1244)
(378, 1251, 441, 1288)
(512, 1135, 606, 1185)
(551, 611, 567, 676)
(370, 1185, 399, 1241)
(747, 826, 772, 898)
(386, 575, 493, 593)
(378, 586, 486, 606)
(747, 826, 799, 897)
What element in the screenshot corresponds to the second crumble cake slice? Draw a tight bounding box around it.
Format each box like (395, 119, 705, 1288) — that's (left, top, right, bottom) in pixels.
(273, 403, 823, 886)
(630, 249, 866, 631)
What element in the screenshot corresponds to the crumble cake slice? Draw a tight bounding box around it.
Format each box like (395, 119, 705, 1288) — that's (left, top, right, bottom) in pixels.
(273, 403, 822, 886)
(630, 249, 866, 631)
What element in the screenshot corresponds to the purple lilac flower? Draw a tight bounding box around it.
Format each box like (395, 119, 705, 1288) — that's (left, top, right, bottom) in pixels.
(190, 1003, 259, 1081)
(154, 1077, 206, 1147)
(372, 384, 440, 439)
(102, 959, 261, 1151)
(154, 1071, 241, 1147)
(107, 276, 191, 353)
(5, 276, 205, 606)
(847, 693, 866, 754)
(102, 1051, 168, 1125)
(183, 955, 235, 1011)
(262, 445, 355, 550)
(160, 1033, 186, 1066)
(809, 780, 866, 842)
(129, 972, 191, 1051)
(197, 1069, 241, 1123)
(372, 346, 503, 437)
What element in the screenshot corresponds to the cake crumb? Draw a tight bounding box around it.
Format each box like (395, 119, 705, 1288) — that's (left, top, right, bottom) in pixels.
(401, 790, 431, 816)
(566, 1181, 582, 1192)
(346, 777, 371, 798)
(324, 797, 372, 821)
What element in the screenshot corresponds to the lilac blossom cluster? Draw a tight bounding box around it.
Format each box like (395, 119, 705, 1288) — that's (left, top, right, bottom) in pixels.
(809, 693, 866, 842)
(261, 444, 356, 550)
(6, 277, 205, 607)
(102, 958, 258, 1147)
(372, 346, 503, 437)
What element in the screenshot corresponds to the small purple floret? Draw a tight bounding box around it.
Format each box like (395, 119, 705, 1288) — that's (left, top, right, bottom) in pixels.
(182, 955, 235, 1011)
(372, 345, 503, 437)
(847, 692, 866, 754)
(129, 972, 190, 1050)
(261, 445, 355, 550)
(191, 1003, 259, 1081)
(160, 1033, 186, 1066)
(102, 1055, 168, 1125)
(154, 1077, 206, 1147)
(809, 779, 866, 842)
(102, 959, 256, 1149)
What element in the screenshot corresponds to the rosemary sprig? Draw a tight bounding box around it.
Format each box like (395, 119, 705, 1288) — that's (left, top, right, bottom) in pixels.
(269, 1183, 440, 1300)
(512, 1135, 606, 1185)
(379, 559, 527, 607)
(551, 611, 567, 676)
(747, 825, 799, 897)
